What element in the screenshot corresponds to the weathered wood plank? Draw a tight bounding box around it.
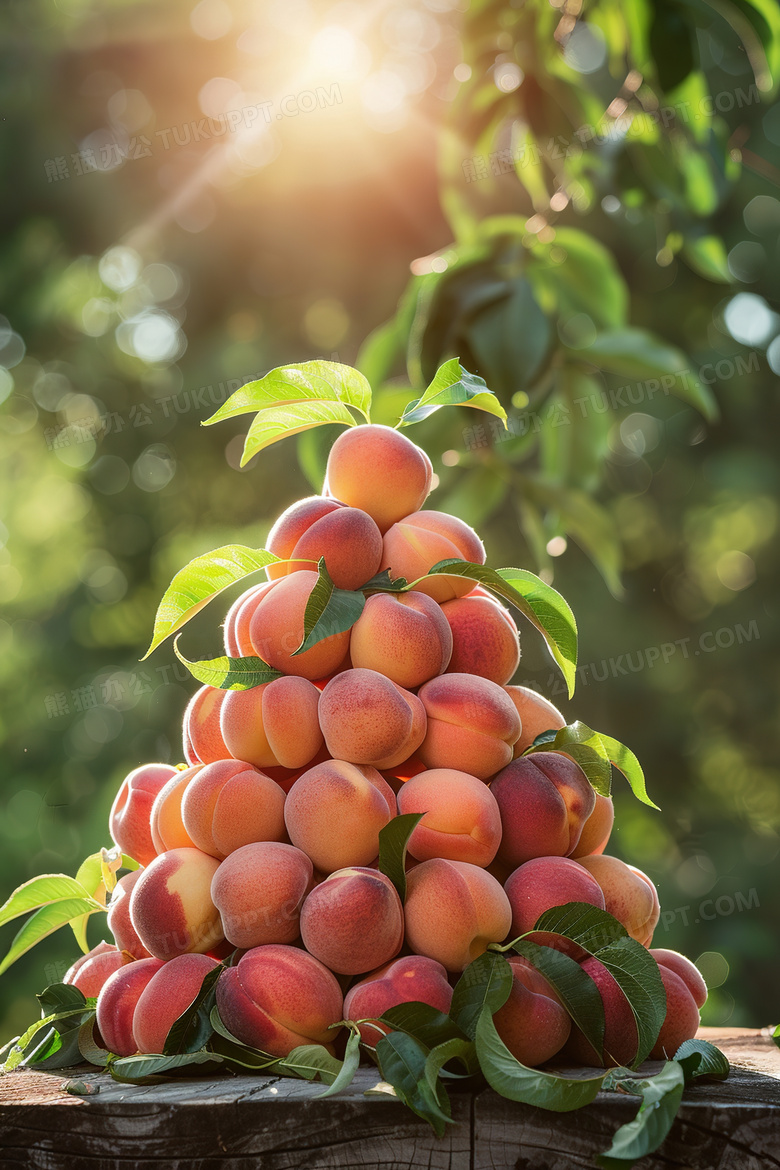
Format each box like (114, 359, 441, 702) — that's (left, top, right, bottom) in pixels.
(0, 1028, 777, 1170)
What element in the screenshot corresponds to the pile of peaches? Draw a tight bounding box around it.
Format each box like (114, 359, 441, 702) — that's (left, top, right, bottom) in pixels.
(64, 425, 706, 1069)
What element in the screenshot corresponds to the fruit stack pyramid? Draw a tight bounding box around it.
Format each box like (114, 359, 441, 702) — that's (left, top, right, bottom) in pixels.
(65, 424, 706, 1069)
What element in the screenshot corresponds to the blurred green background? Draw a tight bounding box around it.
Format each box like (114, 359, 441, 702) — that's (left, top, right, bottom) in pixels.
(1, 0, 778, 1044)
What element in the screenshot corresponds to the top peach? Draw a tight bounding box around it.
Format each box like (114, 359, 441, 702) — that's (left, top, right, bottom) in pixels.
(324, 424, 433, 534)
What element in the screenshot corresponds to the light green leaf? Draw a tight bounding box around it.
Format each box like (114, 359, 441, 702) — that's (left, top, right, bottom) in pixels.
(0, 898, 104, 977)
(0, 875, 103, 931)
(277, 1043, 344, 1085)
(242, 400, 359, 465)
(597, 1061, 685, 1167)
(315, 1025, 361, 1098)
(682, 235, 731, 283)
(398, 358, 507, 427)
(173, 637, 281, 690)
(143, 545, 283, 658)
(293, 558, 366, 656)
(202, 361, 371, 426)
(599, 733, 659, 810)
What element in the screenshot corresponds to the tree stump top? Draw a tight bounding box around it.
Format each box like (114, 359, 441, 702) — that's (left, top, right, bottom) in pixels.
(0, 1026, 777, 1169)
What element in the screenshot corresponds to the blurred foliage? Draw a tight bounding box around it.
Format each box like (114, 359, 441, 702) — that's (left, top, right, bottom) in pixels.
(0, 0, 778, 1045)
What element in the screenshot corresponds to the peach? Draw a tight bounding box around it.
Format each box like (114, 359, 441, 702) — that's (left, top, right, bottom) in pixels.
(109, 763, 178, 866)
(95, 958, 165, 1056)
(150, 766, 202, 854)
(504, 856, 606, 940)
(570, 794, 614, 859)
(212, 842, 314, 949)
(577, 856, 660, 947)
(490, 753, 596, 868)
(563, 956, 638, 1067)
(649, 964, 701, 1059)
(107, 871, 151, 959)
(651, 949, 708, 1009)
(133, 953, 219, 1055)
(215, 943, 344, 1056)
(299, 867, 404, 976)
(224, 581, 277, 656)
(344, 955, 453, 1043)
(381, 510, 485, 602)
(219, 676, 323, 771)
(183, 686, 231, 765)
(285, 758, 395, 872)
(404, 859, 512, 972)
(349, 591, 452, 689)
(248, 570, 351, 680)
(441, 594, 520, 685)
(325, 424, 433, 534)
(129, 847, 224, 960)
(417, 674, 521, 780)
(493, 955, 572, 1066)
(267, 496, 383, 591)
(64, 941, 132, 998)
(180, 759, 287, 860)
(318, 669, 426, 770)
(397, 767, 502, 867)
(504, 685, 566, 757)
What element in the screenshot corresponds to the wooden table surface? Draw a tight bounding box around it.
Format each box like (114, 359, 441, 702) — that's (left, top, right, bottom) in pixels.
(0, 1027, 777, 1170)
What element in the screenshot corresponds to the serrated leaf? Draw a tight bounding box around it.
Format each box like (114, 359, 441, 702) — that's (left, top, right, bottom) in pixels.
(380, 1002, 468, 1051)
(377, 813, 425, 902)
(596, 1061, 685, 1168)
(173, 636, 281, 690)
(292, 558, 366, 656)
(398, 357, 507, 427)
(0, 898, 104, 977)
(202, 361, 371, 426)
(163, 964, 223, 1056)
(143, 545, 284, 658)
(242, 400, 358, 464)
(417, 561, 578, 698)
(450, 951, 514, 1042)
(108, 1050, 223, 1084)
(375, 1031, 454, 1136)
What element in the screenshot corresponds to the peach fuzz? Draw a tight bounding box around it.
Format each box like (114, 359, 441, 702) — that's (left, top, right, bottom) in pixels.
(381, 510, 485, 603)
(133, 953, 219, 1055)
(441, 594, 520, 685)
(267, 496, 382, 591)
(504, 856, 606, 940)
(570, 793, 614, 859)
(95, 958, 165, 1057)
(504, 685, 566, 757)
(349, 591, 452, 689)
(651, 949, 708, 1009)
(248, 570, 351, 680)
(404, 859, 512, 972)
(493, 955, 572, 1067)
(183, 686, 231, 765)
(107, 870, 151, 959)
(219, 676, 322, 771)
(299, 867, 404, 976)
(180, 759, 286, 860)
(129, 847, 224, 960)
(64, 941, 132, 998)
(285, 759, 395, 873)
(223, 581, 277, 657)
(417, 673, 520, 780)
(563, 956, 638, 1067)
(490, 752, 596, 868)
(215, 944, 344, 1056)
(212, 842, 314, 949)
(397, 767, 502, 867)
(649, 964, 701, 1059)
(109, 762, 178, 867)
(344, 956, 453, 1043)
(325, 424, 433, 534)
(577, 855, 660, 947)
(319, 669, 426, 770)
(150, 765, 202, 854)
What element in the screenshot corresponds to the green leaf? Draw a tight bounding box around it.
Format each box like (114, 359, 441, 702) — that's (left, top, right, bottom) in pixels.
(163, 964, 223, 1055)
(36, 984, 88, 1016)
(292, 558, 366, 656)
(475, 1009, 606, 1111)
(0, 875, 102, 930)
(202, 361, 371, 426)
(424, 1037, 478, 1086)
(598, 733, 660, 810)
(531, 229, 628, 330)
(674, 1038, 729, 1081)
(450, 951, 513, 1042)
(508, 939, 606, 1060)
(108, 1050, 224, 1084)
(0, 898, 105, 977)
(359, 569, 409, 593)
(682, 235, 731, 283)
(241, 400, 359, 465)
(525, 723, 613, 797)
(77, 1017, 110, 1067)
(532, 902, 629, 955)
(173, 637, 281, 690)
(1, 1006, 95, 1074)
(71, 852, 137, 951)
(380, 1002, 468, 1051)
(315, 1025, 361, 1098)
(277, 1043, 344, 1085)
(375, 1030, 454, 1136)
(143, 545, 283, 658)
(377, 813, 425, 903)
(417, 561, 578, 698)
(597, 1061, 687, 1168)
(398, 358, 507, 427)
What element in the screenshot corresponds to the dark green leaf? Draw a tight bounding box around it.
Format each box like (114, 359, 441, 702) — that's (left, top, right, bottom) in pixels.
(375, 1031, 454, 1136)
(108, 1050, 224, 1084)
(674, 1038, 729, 1081)
(450, 951, 513, 1041)
(509, 939, 606, 1060)
(359, 569, 410, 593)
(36, 984, 88, 1016)
(292, 558, 366, 656)
(77, 1017, 110, 1067)
(380, 1002, 468, 1051)
(163, 964, 223, 1056)
(424, 1037, 478, 1085)
(598, 937, 667, 1065)
(377, 813, 425, 903)
(173, 636, 281, 690)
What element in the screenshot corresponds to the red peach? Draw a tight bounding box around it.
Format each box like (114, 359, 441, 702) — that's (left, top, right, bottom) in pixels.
(107, 870, 151, 959)
(248, 570, 351, 680)
(64, 941, 132, 998)
(133, 953, 219, 1054)
(95, 957, 166, 1056)
(268, 497, 383, 591)
(109, 763, 178, 866)
(211, 842, 314, 949)
(490, 753, 596, 867)
(299, 867, 404, 976)
(564, 956, 639, 1067)
(504, 856, 606, 941)
(577, 856, 660, 947)
(651, 949, 708, 1009)
(650, 965, 701, 1059)
(493, 955, 572, 1066)
(344, 955, 453, 1043)
(129, 847, 224, 960)
(183, 686, 231, 765)
(441, 594, 520, 685)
